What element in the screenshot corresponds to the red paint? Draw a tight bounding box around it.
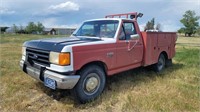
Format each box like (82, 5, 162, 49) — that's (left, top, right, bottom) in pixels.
(105, 12, 138, 20)
(73, 43, 117, 74)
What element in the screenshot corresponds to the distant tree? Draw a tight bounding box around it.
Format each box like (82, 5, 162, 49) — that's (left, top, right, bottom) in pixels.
(178, 28, 185, 34)
(151, 18, 155, 28)
(179, 10, 200, 37)
(36, 22, 44, 34)
(25, 22, 44, 34)
(144, 18, 155, 31)
(19, 25, 23, 31)
(13, 24, 19, 33)
(25, 22, 37, 34)
(197, 27, 200, 36)
(156, 23, 162, 31)
(144, 22, 151, 31)
(18, 25, 26, 34)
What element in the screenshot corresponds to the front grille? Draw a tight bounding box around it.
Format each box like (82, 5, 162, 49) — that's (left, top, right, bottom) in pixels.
(26, 48, 50, 67)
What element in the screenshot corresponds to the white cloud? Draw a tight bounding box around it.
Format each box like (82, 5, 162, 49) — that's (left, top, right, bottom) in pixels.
(0, 7, 15, 15)
(48, 1, 79, 13)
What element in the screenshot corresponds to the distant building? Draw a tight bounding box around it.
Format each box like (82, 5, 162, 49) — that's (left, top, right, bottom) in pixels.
(5, 27, 15, 33)
(5, 26, 26, 34)
(55, 28, 76, 35)
(0, 26, 9, 33)
(43, 28, 56, 35)
(4, 26, 76, 35)
(43, 28, 76, 35)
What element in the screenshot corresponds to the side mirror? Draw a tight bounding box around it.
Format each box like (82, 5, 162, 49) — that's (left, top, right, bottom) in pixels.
(137, 13, 143, 18)
(130, 34, 140, 40)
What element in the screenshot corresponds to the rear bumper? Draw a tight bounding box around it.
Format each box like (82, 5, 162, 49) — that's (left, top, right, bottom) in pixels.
(20, 60, 80, 89)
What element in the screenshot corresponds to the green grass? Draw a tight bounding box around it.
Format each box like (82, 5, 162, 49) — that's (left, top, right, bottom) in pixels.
(0, 34, 67, 44)
(0, 34, 199, 111)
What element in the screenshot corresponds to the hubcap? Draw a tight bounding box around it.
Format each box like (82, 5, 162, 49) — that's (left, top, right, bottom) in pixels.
(86, 77, 98, 92)
(84, 73, 100, 95)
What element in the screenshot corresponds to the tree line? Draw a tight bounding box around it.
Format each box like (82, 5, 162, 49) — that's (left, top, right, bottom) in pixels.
(144, 10, 199, 37)
(13, 22, 44, 34)
(144, 18, 161, 32)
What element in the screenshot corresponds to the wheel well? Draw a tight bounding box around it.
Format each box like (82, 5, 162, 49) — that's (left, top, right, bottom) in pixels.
(76, 61, 108, 75)
(160, 51, 168, 60)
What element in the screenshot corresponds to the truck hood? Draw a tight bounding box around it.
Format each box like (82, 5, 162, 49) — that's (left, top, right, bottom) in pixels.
(23, 36, 102, 52)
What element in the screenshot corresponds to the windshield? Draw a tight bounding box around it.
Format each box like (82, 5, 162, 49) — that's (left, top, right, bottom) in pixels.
(75, 20, 119, 38)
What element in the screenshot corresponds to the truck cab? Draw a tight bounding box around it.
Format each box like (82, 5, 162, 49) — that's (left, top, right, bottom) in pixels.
(20, 12, 176, 103)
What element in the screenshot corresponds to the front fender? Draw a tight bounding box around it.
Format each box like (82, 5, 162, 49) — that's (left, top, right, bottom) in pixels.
(74, 56, 108, 71)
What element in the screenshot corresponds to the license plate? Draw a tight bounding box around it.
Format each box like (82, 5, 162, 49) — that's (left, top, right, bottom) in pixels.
(44, 77, 56, 90)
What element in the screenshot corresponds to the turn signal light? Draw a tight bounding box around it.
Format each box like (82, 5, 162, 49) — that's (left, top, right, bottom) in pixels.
(59, 53, 70, 65)
(49, 52, 70, 66)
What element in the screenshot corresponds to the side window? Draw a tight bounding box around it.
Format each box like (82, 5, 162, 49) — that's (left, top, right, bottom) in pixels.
(100, 23, 118, 38)
(123, 22, 136, 40)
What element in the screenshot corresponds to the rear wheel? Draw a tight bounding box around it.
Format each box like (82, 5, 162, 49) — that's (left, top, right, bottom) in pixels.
(153, 54, 166, 72)
(73, 65, 106, 103)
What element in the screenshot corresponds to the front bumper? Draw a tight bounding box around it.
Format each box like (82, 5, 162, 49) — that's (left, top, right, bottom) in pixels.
(20, 60, 80, 89)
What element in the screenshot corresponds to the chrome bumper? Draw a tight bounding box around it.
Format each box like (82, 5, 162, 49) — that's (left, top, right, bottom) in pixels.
(20, 60, 80, 89)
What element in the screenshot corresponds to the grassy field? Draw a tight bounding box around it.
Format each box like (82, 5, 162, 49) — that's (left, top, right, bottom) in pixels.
(0, 34, 199, 111)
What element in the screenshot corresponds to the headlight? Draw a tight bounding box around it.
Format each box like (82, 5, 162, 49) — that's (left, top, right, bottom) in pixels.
(22, 47, 26, 55)
(49, 52, 70, 66)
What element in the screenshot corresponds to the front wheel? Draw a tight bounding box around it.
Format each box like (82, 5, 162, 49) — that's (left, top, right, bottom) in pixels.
(153, 54, 166, 72)
(73, 65, 106, 103)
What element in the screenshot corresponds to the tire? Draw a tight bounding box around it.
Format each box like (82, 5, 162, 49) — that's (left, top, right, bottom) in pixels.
(73, 65, 106, 103)
(153, 54, 166, 72)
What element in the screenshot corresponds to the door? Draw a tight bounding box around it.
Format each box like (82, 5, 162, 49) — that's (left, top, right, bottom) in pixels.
(115, 21, 143, 68)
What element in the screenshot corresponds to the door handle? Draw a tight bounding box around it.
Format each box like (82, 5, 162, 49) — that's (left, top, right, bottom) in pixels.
(128, 40, 138, 51)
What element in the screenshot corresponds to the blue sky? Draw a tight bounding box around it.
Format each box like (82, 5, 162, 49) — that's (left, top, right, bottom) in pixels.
(0, 0, 199, 31)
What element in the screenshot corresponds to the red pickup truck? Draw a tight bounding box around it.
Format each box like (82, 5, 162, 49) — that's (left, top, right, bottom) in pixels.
(20, 12, 176, 103)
